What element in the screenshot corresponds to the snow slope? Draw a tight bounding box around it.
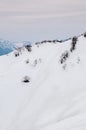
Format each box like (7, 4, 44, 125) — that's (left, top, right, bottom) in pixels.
(0, 35, 86, 130)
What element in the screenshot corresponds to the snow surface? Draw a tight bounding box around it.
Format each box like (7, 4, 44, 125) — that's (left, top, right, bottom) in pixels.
(0, 36, 86, 130)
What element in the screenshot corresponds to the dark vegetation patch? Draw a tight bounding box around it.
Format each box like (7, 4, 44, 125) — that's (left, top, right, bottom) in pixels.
(70, 36, 78, 52)
(84, 32, 86, 37)
(22, 76, 30, 83)
(60, 51, 69, 64)
(25, 45, 32, 52)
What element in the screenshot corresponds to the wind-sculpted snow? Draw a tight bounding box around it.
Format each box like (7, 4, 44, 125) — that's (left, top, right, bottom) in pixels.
(0, 35, 86, 130)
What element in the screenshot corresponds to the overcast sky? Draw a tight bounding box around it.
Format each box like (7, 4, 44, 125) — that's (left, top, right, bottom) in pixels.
(0, 0, 86, 42)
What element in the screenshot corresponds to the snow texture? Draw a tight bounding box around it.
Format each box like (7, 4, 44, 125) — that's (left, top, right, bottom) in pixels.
(0, 35, 86, 130)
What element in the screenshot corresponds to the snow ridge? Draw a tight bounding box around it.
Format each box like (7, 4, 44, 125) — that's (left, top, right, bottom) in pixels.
(0, 33, 86, 130)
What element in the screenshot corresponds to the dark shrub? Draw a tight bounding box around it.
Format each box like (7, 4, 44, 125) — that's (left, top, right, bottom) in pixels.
(25, 45, 32, 52)
(22, 76, 30, 83)
(52, 40, 57, 43)
(35, 42, 40, 45)
(60, 51, 69, 64)
(58, 40, 63, 43)
(41, 40, 47, 44)
(47, 40, 52, 43)
(14, 51, 19, 57)
(25, 59, 29, 64)
(70, 36, 78, 52)
(84, 32, 86, 37)
(52, 40, 55, 43)
(72, 36, 78, 43)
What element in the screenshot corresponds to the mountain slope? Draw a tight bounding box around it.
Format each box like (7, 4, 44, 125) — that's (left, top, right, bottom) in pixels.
(0, 39, 15, 55)
(0, 35, 86, 130)
(0, 39, 31, 56)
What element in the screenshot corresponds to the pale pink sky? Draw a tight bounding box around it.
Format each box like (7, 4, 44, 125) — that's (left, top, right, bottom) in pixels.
(0, 0, 86, 42)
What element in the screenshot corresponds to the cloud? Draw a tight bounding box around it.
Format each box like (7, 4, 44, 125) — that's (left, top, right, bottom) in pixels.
(0, 0, 86, 13)
(0, 0, 86, 41)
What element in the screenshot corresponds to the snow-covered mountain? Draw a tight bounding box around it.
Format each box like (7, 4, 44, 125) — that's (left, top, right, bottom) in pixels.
(0, 39, 15, 55)
(0, 34, 86, 130)
(0, 39, 31, 56)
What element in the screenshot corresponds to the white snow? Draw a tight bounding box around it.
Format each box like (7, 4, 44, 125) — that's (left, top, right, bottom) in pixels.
(0, 35, 86, 130)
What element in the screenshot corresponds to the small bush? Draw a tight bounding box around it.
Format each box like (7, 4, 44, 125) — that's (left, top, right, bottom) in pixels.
(72, 36, 78, 42)
(22, 76, 30, 83)
(35, 42, 40, 45)
(84, 32, 86, 37)
(25, 45, 32, 52)
(47, 40, 52, 43)
(52, 40, 56, 43)
(60, 51, 69, 64)
(25, 59, 29, 64)
(14, 51, 19, 57)
(70, 36, 78, 52)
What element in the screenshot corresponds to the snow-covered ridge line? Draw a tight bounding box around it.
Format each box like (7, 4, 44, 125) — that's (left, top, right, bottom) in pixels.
(35, 32, 85, 45)
(0, 31, 85, 56)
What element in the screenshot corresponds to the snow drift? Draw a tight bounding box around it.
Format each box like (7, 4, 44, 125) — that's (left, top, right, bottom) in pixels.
(0, 34, 86, 130)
